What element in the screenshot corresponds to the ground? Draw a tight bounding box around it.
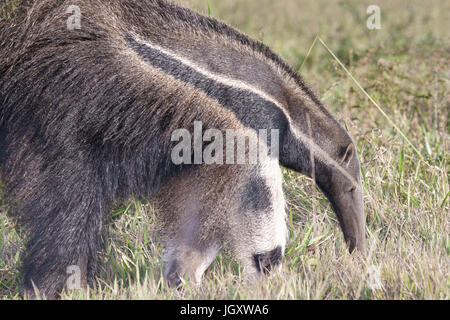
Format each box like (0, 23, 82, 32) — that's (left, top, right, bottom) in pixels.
(0, 0, 448, 299)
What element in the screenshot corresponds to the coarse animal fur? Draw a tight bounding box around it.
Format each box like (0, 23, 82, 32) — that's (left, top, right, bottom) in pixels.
(0, 0, 366, 298)
(158, 135, 287, 286)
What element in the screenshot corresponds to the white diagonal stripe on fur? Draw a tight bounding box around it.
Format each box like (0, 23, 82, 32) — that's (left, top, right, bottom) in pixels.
(130, 34, 358, 187)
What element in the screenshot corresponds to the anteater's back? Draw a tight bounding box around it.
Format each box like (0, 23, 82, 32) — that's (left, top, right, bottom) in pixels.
(0, 0, 365, 298)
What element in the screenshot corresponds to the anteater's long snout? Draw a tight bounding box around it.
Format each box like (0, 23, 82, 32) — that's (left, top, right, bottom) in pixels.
(313, 141, 366, 254)
(330, 184, 366, 253)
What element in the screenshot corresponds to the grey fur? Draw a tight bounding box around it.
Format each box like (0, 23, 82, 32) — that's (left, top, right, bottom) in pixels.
(0, 0, 365, 298)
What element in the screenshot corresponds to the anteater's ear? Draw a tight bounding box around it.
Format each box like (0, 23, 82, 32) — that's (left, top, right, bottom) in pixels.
(339, 144, 355, 167)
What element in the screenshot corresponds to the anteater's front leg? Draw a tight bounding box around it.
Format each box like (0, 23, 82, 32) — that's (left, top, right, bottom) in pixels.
(158, 157, 287, 286)
(226, 160, 287, 281)
(18, 164, 105, 299)
(159, 185, 221, 287)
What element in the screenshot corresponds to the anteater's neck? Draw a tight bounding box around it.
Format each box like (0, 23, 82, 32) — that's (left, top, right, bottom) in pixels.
(126, 29, 357, 187)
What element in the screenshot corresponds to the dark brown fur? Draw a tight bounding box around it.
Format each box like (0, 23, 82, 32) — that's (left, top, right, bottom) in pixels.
(0, 0, 365, 298)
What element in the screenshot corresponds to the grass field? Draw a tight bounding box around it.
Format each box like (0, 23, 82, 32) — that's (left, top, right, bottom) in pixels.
(0, 0, 449, 299)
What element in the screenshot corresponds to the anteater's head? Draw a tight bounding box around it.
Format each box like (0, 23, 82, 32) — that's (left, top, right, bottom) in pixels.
(280, 92, 366, 254)
(314, 141, 365, 254)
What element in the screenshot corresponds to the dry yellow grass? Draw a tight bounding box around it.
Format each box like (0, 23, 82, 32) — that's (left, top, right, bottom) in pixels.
(1, 0, 448, 299)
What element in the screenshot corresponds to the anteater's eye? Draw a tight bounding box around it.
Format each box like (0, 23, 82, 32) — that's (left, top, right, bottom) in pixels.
(348, 186, 356, 193)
